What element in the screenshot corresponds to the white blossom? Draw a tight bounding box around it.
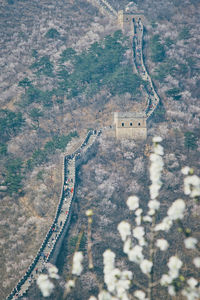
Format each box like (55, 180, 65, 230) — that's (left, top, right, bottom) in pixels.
(160, 274, 172, 286)
(149, 138, 164, 201)
(118, 221, 131, 242)
(133, 226, 145, 240)
(168, 285, 176, 296)
(139, 237, 146, 247)
(136, 215, 142, 225)
(120, 293, 129, 300)
(103, 265, 132, 298)
(154, 217, 173, 232)
(128, 245, 144, 264)
(167, 199, 185, 220)
(72, 251, 84, 276)
(89, 296, 97, 300)
(193, 257, 200, 268)
(181, 166, 191, 175)
(103, 249, 115, 273)
(116, 275, 131, 297)
(148, 200, 160, 211)
(153, 136, 162, 143)
(168, 256, 183, 270)
(184, 175, 200, 197)
(98, 290, 112, 300)
(47, 264, 59, 279)
(187, 278, 198, 288)
(156, 239, 169, 251)
(149, 153, 163, 165)
(37, 274, 54, 297)
(134, 290, 147, 299)
(121, 270, 133, 280)
(140, 259, 153, 274)
(149, 183, 161, 200)
(65, 280, 75, 293)
(154, 144, 164, 156)
(123, 238, 132, 254)
(149, 167, 161, 183)
(184, 237, 198, 249)
(135, 208, 143, 216)
(148, 208, 156, 216)
(167, 256, 183, 279)
(86, 209, 93, 216)
(143, 215, 152, 223)
(182, 284, 200, 300)
(127, 196, 139, 211)
(104, 268, 120, 293)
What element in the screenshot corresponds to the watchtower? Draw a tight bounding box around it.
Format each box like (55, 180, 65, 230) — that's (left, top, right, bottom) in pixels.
(118, 10, 145, 34)
(114, 112, 147, 140)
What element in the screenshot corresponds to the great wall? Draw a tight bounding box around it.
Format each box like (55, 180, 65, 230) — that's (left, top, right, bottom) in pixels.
(6, 1, 161, 299)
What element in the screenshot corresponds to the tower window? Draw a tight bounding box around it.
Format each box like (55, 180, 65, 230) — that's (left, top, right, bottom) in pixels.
(130, 122, 133, 126)
(138, 122, 141, 126)
(122, 123, 124, 127)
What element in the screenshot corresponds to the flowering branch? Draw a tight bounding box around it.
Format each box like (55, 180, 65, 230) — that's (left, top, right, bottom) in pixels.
(86, 209, 94, 269)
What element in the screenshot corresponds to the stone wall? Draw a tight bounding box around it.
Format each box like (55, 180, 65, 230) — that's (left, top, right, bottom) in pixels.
(115, 127, 147, 140)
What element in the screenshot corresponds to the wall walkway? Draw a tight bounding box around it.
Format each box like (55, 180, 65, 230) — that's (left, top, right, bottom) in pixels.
(132, 19, 160, 118)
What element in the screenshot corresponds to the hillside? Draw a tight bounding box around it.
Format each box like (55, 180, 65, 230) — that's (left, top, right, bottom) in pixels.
(0, 0, 199, 299)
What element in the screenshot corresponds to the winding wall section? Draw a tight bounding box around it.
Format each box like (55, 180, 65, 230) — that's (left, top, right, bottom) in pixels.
(90, 0, 160, 118)
(132, 19, 160, 118)
(89, 0, 117, 17)
(6, 130, 101, 300)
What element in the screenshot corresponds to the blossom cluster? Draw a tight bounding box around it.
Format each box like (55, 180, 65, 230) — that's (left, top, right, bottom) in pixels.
(182, 278, 200, 300)
(149, 136, 164, 202)
(103, 249, 132, 300)
(160, 256, 183, 295)
(36, 264, 59, 297)
(154, 199, 186, 232)
(182, 167, 200, 198)
(72, 251, 84, 276)
(119, 137, 199, 300)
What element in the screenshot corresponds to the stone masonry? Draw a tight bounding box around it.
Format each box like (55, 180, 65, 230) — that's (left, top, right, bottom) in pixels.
(114, 112, 147, 140)
(118, 10, 145, 34)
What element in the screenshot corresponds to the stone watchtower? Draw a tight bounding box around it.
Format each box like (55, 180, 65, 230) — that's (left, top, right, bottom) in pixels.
(118, 10, 145, 34)
(114, 112, 147, 140)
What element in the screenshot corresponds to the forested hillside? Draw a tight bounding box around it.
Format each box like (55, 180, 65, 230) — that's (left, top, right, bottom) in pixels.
(0, 0, 199, 299)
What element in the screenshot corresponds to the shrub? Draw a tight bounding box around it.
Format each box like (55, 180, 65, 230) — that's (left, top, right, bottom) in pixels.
(178, 27, 191, 40)
(4, 158, 23, 195)
(30, 56, 54, 77)
(18, 78, 32, 89)
(149, 34, 165, 62)
(165, 87, 182, 100)
(45, 28, 60, 39)
(0, 109, 25, 143)
(0, 143, 7, 156)
(184, 132, 198, 151)
(59, 48, 76, 63)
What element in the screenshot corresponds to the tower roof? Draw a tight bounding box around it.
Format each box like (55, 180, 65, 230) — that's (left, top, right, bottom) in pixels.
(114, 112, 146, 118)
